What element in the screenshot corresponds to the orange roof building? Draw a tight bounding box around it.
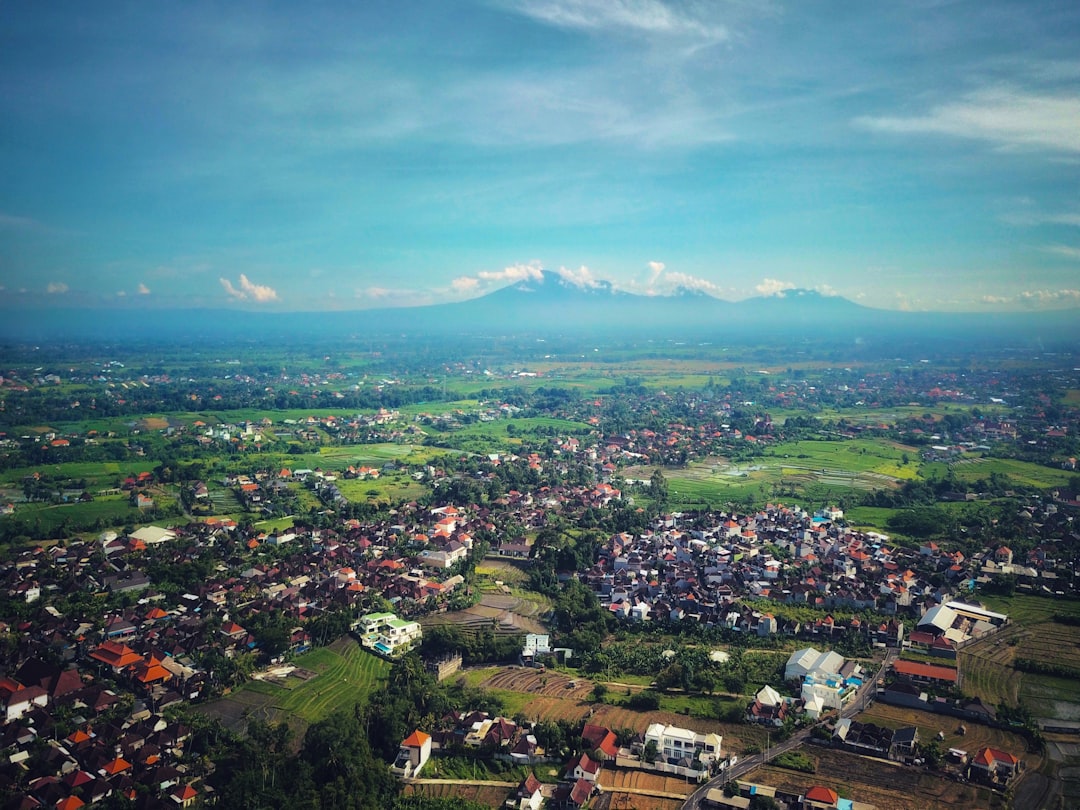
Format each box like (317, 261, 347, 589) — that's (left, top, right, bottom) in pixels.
(89, 641, 142, 671)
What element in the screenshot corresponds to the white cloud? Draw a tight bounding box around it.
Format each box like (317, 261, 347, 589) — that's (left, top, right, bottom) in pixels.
(661, 271, 722, 295)
(137, 282, 151, 295)
(508, 0, 728, 41)
(46, 281, 69, 294)
(451, 276, 480, 293)
(0, 212, 43, 231)
(1042, 244, 1080, 260)
(755, 278, 795, 297)
(116, 290, 127, 297)
(856, 86, 1080, 153)
(981, 289, 1080, 307)
(814, 284, 840, 297)
(556, 265, 601, 288)
(220, 273, 279, 303)
(1018, 288, 1080, 306)
(647, 260, 665, 286)
(477, 261, 545, 284)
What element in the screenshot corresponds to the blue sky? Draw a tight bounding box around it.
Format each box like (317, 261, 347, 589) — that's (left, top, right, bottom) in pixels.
(2, 0, 1079, 312)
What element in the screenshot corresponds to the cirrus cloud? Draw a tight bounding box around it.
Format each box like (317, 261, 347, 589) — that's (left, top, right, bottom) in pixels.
(220, 273, 279, 303)
(856, 86, 1080, 154)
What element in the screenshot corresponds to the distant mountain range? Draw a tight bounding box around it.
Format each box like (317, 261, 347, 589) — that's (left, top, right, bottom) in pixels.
(2, 271, 1078, 350)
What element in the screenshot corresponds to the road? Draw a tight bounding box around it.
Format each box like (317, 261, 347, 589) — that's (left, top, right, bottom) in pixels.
(680, 647, 898, 809)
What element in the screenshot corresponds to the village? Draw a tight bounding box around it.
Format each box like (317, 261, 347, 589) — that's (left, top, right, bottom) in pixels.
(0, 348, 1078, 809)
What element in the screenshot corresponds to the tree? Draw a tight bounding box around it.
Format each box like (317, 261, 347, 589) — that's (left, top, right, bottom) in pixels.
(649, 468, 669, 511)
(643, 739, 658, 764)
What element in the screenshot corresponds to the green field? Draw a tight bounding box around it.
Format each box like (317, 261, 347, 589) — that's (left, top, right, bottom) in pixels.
(946, 456, 1075, 489)
(0, 494, 168, 535)
(0, 459, 160, 488)
(648, 438, 919, 508)
(212, 637, 390, 727)
(960, 596, 1080, 721)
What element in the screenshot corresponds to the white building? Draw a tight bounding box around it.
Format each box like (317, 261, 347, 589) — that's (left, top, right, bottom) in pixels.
(644, 723, 723, 766)
(391, 730, 431, 778)
(357, 612, 422, 656)
(785, 647, 845, 682)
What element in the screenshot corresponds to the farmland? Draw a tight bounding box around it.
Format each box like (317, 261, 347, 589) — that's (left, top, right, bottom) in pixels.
(960, 612, 1080, 720)
(859, 703, 1039, 769)
(470, 666, 767, 754)
(745, 745, 997, 810)
(199, 636, 389, 734)
(642, 437, 918, 507)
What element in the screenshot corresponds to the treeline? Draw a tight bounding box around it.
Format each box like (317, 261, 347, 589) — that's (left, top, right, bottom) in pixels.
(1014, 658, 1080, 680)
(419, 624, 524, 666)
(211, 655, 501, 809)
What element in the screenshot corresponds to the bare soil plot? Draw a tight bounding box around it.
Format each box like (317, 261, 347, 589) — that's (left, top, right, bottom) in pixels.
(476, 667, 766, 753)
(421, 591, 548, 636)
(746, 745, 996, 810)
(402, 782, 510, 806)
(859, 702, 1040, 770)
(598, 768, 692, 797)
(592, 793, 684, 810)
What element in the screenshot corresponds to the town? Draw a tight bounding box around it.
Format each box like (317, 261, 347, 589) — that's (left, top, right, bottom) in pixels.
(1, 342, 1078, 810)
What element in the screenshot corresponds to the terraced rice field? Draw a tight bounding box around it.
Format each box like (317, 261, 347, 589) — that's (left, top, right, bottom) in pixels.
(199, 636, 389, 733)
(420, 591, 549, 636)
(960, 620, 1080, 720)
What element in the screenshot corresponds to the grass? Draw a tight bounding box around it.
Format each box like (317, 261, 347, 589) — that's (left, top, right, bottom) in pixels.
(0, 459, 159, 487)
(947, 456, 1075, 489)
(1, 495, 156, 534)
(958, 595, 1080, 720)
(232, 637, 390, 724)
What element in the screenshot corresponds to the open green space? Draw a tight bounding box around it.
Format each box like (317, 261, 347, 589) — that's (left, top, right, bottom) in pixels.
(655, 437, 918, 508)
(232, 637, 390, 724)
(946, 455, 1075, 489)
(0, 459, 160, 488)
(0, 495, 167, 535)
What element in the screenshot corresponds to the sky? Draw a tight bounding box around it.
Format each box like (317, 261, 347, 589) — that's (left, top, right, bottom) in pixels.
(1, 1, 1079, 313)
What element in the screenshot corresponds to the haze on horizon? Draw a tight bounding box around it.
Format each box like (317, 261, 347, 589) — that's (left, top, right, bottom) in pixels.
(1, 1, 1079, 315)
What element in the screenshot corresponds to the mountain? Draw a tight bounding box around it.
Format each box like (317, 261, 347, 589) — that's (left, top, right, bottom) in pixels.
(0, 272, 1077, 350)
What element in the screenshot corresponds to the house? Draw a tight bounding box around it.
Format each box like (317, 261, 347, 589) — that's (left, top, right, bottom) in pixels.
(512, 772, 544, 810)
(170, 784, 199, 807)
(644, 723, 723, 767)
(522, 633, 551, 663)
(580, 723, 619, 759)
(969, 746, 1022, 784)
(391, 729, 432, 778)
(357, 611, 423, 656)
(891, 659, 958, 686)
(567, 751, 601, 782)
(0, 677, 49, 723)
(803, 785, 840, 809)
(551, 777, 594, 809)
(785, 647, 845, 683)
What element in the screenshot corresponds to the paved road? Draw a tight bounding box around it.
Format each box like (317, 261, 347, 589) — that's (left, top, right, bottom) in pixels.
(681, 648, 898, 809)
